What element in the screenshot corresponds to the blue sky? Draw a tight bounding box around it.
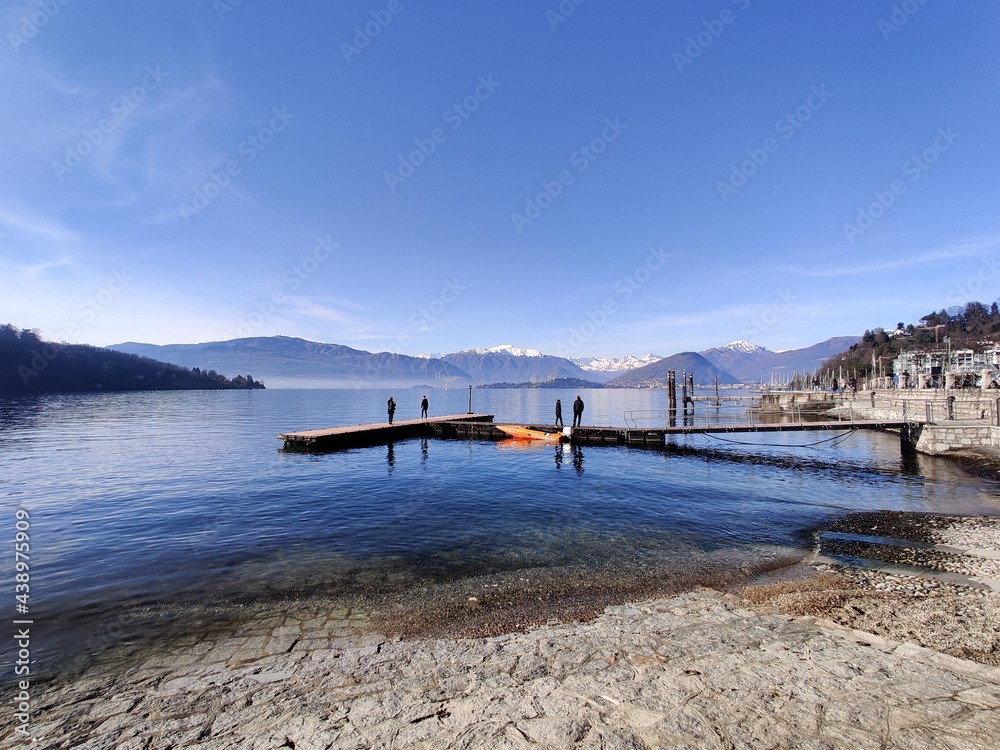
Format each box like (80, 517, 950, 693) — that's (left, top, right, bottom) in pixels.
(2, 0, 999, 358)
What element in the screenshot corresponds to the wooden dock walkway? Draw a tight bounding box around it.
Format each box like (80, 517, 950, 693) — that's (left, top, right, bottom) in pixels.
(281, 415, 911, 452)
(280, 414, 494, 451)
(434, 418, 911, 448)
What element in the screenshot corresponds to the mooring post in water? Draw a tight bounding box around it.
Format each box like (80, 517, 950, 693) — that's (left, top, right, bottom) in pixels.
(668, 370, 676, 414)
(714, 376, 720, 407)
(900, 422, 919, 455)
(687, 373, 695, 414)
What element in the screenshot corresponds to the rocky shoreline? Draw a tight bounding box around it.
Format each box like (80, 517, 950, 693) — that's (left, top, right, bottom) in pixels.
(739, 513, 1000, 668)
(4, 512, 999, 748)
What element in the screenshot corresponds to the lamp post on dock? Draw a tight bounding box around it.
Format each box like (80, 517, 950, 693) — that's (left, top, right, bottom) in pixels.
(468, 385, 472, 414)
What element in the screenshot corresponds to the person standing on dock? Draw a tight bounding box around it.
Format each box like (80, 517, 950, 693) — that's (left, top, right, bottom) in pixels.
(572, 395, 584, 427)
(387, 396, 396, 424)
(555, 399, 563, 427)
(420, 395, 429, 419)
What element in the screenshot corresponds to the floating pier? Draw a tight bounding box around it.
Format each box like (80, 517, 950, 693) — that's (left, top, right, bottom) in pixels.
(282, 414, 911, 453)
(433, 419, 910, 449)
(280, 413, 493, 451)
(278, 414, 909, 451)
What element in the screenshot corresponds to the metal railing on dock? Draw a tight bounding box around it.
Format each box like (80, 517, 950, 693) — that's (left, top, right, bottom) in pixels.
(625, 400, 833, 430)
(819, 394, 1000, 426)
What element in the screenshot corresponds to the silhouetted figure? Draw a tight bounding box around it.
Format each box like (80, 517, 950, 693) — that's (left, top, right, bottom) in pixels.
(572, 395, 584, 427)
(387, 396, 396, 424)
(420, 395, 429, 419)
(555, 399, 563, 427)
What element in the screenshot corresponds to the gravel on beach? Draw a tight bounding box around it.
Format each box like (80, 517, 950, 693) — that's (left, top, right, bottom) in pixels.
(6, 512, 999, 748)
(739, 513, 1000, 666)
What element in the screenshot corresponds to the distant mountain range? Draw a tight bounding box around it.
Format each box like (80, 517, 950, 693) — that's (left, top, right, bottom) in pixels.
(698, 341, 771, 379)
(607, 352, 743, 388)
(440, 346, 592, 384)
(570, 353, 663, 376)
(699, 337, 861, 382)
(111, 336, 469, 388)
(419, 347, 662, 383)
(109, 335, 860, 388)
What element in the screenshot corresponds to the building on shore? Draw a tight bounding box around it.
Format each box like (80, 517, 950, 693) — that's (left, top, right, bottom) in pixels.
(892, 347, 1000, 390)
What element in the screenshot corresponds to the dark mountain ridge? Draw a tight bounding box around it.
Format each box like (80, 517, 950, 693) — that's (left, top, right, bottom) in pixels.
(1, 325, 263, 393)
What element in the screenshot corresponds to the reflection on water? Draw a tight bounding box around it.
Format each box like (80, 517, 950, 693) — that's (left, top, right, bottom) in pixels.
(1, 388, 999, 677)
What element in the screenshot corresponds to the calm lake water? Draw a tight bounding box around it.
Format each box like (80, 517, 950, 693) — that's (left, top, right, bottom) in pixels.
(3, 387, 999, 677)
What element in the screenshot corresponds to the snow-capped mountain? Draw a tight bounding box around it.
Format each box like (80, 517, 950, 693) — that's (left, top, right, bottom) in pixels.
(606, 352, 744, 387)
(719, 340, 770, 356)
(440, 346, 589, 384)
(699, 340, 774, 379)
(570, 354, 663, 373)
(470, 344, 544, 358)
(700, 337, 860, 382)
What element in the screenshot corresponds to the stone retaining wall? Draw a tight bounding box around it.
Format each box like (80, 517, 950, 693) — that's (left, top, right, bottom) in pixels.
(915, 424, 1000, 455)
(825, 402, 1000, 455)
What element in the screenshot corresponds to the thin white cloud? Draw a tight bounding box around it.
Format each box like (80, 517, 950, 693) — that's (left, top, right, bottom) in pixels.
(14, 255, 75, 277)
(281, 294, 368, 321)
(0, 205, 79, 243)
(32, 67, 88, 96)
(793, 234, 1000, 278)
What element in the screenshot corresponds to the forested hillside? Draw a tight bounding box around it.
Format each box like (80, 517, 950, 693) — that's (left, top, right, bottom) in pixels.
(1, 325, 264, 393)
(821, 302, 1000, 377)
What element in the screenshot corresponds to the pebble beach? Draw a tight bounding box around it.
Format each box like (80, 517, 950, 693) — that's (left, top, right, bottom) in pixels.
(5, 513, 1000, 749)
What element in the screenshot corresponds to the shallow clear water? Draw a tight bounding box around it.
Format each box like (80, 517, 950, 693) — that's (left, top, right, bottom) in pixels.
(2, 387, 998, 675)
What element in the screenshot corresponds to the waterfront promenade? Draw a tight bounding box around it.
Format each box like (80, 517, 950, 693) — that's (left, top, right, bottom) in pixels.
(761, 388, 1000, 456)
